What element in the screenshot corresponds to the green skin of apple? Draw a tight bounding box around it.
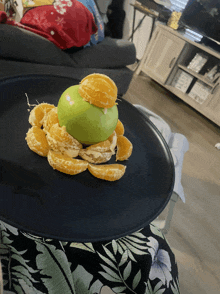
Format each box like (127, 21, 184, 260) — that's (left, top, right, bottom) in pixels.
(57, 85, 118, 145)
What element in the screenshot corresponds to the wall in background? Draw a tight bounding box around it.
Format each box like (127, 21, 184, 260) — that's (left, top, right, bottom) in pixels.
(123, 0, 153, 60)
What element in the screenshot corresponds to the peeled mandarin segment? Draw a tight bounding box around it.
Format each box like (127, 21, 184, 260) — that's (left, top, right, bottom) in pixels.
(87, 140, 111, 152)
(88, 164, 126, 181)
(46, 132, 61, 151)
(43, 107, 59, 132)
(47, 133, 80, 157)
(78, 73, 117, 108)
(25, 126, 50, 157)
(79, 149, 112, 164)
(47, 123, 82, 157)
(107, 131, 117, 154)
(116, 135, 133, 161)
(48, 150, 88, 175)
(115, 119, 125, 136)
(48, 123, 82, 149)
(29, 103, 55, 128)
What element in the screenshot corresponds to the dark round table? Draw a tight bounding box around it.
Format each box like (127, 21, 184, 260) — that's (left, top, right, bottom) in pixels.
(0, 74, 174, 242)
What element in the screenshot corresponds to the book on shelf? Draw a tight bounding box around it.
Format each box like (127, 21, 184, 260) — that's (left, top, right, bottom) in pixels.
(187, 53, 208, 73)
(171, 69, 194, 93)
(188, 81, 212, 104)
(204, 64, 220, 83)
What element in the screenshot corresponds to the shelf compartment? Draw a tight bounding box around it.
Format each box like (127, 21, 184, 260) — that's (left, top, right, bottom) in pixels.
(178, 65, 215, 87)
(165, 84, 220, 126)
(171, 68, 194, 93)
(188, 80, 212, 104)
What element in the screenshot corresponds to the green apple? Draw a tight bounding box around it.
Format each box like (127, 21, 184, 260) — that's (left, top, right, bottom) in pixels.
(57, 85, 118, 145)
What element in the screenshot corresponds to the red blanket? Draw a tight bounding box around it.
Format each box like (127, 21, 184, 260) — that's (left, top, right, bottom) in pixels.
(0, 0, 98, 49)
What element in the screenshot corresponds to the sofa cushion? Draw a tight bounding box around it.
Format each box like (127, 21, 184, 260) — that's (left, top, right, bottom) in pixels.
(68, 37, 136, 68)
(0, 24, 77, 66)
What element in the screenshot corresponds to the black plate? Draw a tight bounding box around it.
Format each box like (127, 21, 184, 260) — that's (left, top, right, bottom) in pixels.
(0, 75, 174, 242)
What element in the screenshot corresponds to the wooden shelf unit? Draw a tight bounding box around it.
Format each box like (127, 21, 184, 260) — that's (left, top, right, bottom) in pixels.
(135, 23, 220, 127)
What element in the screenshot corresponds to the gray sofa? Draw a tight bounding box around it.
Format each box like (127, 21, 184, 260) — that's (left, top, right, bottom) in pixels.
(0, 21, 136, 95)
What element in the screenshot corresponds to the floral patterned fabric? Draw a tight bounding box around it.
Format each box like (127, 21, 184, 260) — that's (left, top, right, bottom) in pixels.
(0, 221, 180, 294)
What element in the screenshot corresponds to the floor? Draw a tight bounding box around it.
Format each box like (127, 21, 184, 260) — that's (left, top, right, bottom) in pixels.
(123, 72, 220, 294)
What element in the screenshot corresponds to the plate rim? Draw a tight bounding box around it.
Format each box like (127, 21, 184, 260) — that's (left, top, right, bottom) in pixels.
(0, 74, 175, 242)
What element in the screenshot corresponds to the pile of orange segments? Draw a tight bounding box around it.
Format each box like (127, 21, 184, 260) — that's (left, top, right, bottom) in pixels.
(25, 74, 133, 181)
